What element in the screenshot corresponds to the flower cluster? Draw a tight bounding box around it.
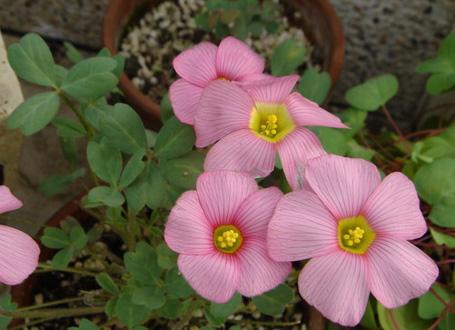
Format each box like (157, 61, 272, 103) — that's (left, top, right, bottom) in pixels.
(166, 37, 438, 326)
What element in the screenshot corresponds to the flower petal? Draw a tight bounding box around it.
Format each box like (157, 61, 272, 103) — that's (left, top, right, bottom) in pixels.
(216, 36, 265, 80)
(0, 186, 22, 213)
(173, 42, 218, 86)
(286, 92, 347, 128)
(305, 155, 381, 219)
(178, 253, 239, 303)
(277, 127, 326, 190)
(368, 238, 438, 308)
(243, 75, 299, 104)
(194, 80, 253, 147)
(362, 172, 427, 240)
(196, 171, 258, 227)
(204, 130, 276, 177)
(298, 251, 370, 327)
(268, 189, 338, 262)
(0, 225, 39, 285)
(234, 187, 283, 239)
(169, 79, 203, 125)
(165, 191, 214, 255)
(236, 241, 291, 297)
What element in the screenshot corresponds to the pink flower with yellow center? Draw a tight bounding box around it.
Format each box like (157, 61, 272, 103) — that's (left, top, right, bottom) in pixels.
(170, 37, 267, 125)
(164, 171, 291, 303)
(0, 185, 40, 285)
(194, 75, 347, 189)
(267, 155, 438, 326)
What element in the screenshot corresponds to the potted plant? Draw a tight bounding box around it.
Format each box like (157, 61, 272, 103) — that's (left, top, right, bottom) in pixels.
(0, 28, 453, 330)
(102, 0, 345, 128)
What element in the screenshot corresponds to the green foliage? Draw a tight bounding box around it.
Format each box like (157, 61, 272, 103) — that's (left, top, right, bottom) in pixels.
(412, 124, 455, 163)
(87, 140, 122, 185)
(251, 284, 294, 316)
(298, 68, 331, 104)
(156, 243, 177, 270)
(418, 284, 451, 319)
(377, 300, 432, 330)
(207, 293, 242, 325)
(118, 152, 146, 189)
(155, 116, 195, 160)
(415, 158, 455, 227)
(360, 299, 378, 329)
(84, 186, 125, 208)
(68, 319, 100, 330)
(64, 42, 83, 64)
(417, 33, 455, 95)
(115, 292, 150, 328)
(7, 92, 60, 135)
(96, 272, 119, 295)
(271, 39, 306, 76)
(53, 116, 86, 138)
(161, 151, 204, 189)
(160, 94, 174, 122)
(165, 267, 194, 299)
(430, 228, 455, 248)
(124, 242, 160, 285)
(0, 293, 17, 330)
(61, 57, 118, 100)
(7, 33, 58, 87)
(346, 74, 399, 111)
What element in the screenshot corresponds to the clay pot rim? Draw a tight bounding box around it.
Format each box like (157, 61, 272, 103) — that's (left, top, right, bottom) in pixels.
(102, 0, 345, 129)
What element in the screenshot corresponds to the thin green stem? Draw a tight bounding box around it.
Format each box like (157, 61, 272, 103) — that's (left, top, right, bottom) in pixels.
(17, 296, 86, 312)
(37, 263, 99, 277)
(231, 319, 301, 327)
(60, 93, 94, 139)
(2, 306, 104, 319)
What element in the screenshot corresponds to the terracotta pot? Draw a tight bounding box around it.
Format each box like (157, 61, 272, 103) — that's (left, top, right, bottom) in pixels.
(10, 196, 89, 320)
(102, 0, 345, 130)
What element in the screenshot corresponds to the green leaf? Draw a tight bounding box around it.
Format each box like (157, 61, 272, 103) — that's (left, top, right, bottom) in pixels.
(311, 127, 348, 155)
(418, 284, 451, 319)
(156, 243, 177, 270)
(87, 140, 122, 185)
(105, 297, 117, 317)
(339, 108, 367, 138)
(298, 69, 331, 104)
(7, 33, 58, 87)
(430, 228, 455, 248)
(115, 293, 150, 328)
(165, 267, 194, 299)
(61, 57, 118, 99)
(439, 312, 455, 330)
(161, 151, 204, 189)
(41, 227, 70, 249)
(132, 286, 166, 310)
(124, 242, 160, 285)
(68, 319, 100, 330)
(38, 168, 86, 197)
(346, 74, 399, 111)
(52, 116, 86, 138)
(96, 272, 119, 294)
(98, 103, 147, 154)
(70, 226, 88, 250)
(119, 152, 146, 189)
(84, 186, 125, 208)
(346, 140, 375, 161)
(415, 158, 455, 227)
(205, 309, 225, 327)
(426, 73, 455, 95)
(271, 39, 306, 76)
(7, 92, 60, 135)
(377, 300, 432, 330)
(51, 246, 74, 268)
(64, 42, 83, 64)
(361, 299, 378, 329)
(210, 293, 241, 318)
(155, 117, 195, 160)
(412, 124, 455, 163)
(158, 299, 191, 320)
(160, 94, 174, 122)
(252, 284, 294, 316)
(0, 293, 16, 330)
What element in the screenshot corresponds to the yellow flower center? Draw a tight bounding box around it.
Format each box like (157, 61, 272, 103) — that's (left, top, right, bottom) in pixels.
(213, 225, 243, 254)
(337, 215, 375, 255)
(249, 103, 296, 143)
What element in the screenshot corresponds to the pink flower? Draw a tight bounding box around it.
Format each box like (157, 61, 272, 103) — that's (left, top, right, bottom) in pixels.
(164, 171, 291, 303)
(267, 155, 438, 326)
(194, 75, 347, 189)
(170, 37, 266, 125)
(0, 185, 40, 285)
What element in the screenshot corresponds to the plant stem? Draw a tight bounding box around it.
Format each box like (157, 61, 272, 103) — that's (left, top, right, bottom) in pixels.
(2, 306, 104, 319)
(60, 93, 94, 139)
(10, 316, 56, 330)
(231, 319, 301, 327)
(381, 106, 404, 139)
(37, 262, 99, 277)
(387, 309, 401, 330)
(17, 297, 86, 312)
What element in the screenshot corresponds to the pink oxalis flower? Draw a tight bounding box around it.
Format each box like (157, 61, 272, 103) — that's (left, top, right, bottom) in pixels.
(194, 75, 346, 189)
(0, 185, 40, 285)
(267, 155, 438, 326)
(164, 171, 291, 303)
(170, 36, 266, 125)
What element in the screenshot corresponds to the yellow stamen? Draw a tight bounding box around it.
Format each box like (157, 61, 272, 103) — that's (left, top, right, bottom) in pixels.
(337, 215, 375, 255)
(249, 103, 295, 143)
(213, 225, 243, 254)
